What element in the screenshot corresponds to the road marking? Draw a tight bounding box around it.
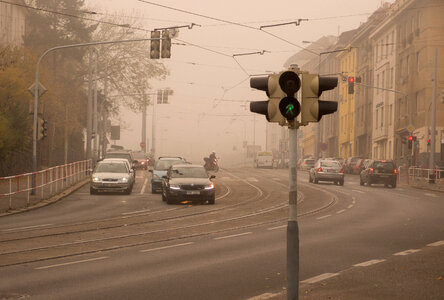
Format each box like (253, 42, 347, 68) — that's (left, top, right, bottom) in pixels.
(247, 177, 258, 182)
(336, 209, 346, 214)
(316, 214, 331, 220)
(428, 241, 444, 247)
(333, 189, 350, 196)
(351, 189, 365, 194)
(140, 242, 194, 253)
(267, 225, 287, 230)
(140, 178, 148, 194)
(122, 209, 151, 215)
(246, 292, 282, 300)
(221, 177, 232, 180)
(3, 224, 53, 232)
(347, 204, 354, 209)
(214, 232, 252, 240)
(352, 197, 356, 204)
(424, 193, 437, 197)
(272, 178, 281, 181)
(36, 256, 108, 270)
(301, 273, 340, 284)
(353, 259, 385, 267)
(394, 249, 421, 256)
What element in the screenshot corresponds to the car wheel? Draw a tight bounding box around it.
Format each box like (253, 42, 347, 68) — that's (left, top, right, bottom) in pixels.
(166, 196, 174, 204)
(391, 181, 397, 188)
(314, 178, 318, 184)
(162, 192, 166, 202)
(125, 187, 131, 195)
(360, 177, 364, 186)
(90, 187, 96, 195)
(367, 179, 372, 186)
(208, 196, 215, 205)
(309, 175, 313, 183)
(339, 180, 344, 186)
(151, 188, 157, 194)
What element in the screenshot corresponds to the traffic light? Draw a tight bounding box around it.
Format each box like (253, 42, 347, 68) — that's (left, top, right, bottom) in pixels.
(157, 89, 163, 104)
(300, 73, 338, 125)
(250, 70, 301, 126)
(348, 76, 355, 94)
(150, 30, 160, 59)
(161, 30, 171, 58)
(37, 117, 47, 140)
(407, 136, 417, 149)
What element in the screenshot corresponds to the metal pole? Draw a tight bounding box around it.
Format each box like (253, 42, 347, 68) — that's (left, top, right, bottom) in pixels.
(151, 91, 157, 158)
(287, 126, 299, 300)
(102, 64, 108, 158)
(93, 49, 99, 164)
(86, 47, 93, 161)
(142, 94, 147, 153)
(429, 48, 438, 182)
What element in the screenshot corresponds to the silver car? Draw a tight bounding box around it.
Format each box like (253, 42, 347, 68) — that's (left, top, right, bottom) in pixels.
(309, 159, 344, 185)
(90, 161, 133, 194)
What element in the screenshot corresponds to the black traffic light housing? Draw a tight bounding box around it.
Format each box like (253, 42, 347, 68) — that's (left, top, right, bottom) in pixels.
(150, 31, 160, 59)
(348, 76, 355, 94)
(161, 30, 171, 58)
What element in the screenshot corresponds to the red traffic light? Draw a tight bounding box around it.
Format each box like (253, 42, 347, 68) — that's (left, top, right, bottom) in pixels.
(408, 136, 413, 141)
(348, 77, 355, 83)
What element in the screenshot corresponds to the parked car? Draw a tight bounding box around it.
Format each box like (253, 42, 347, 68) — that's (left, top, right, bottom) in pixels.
(299, 158, 315, 171)
(132, 151, 149, 170)
(90, 160, 133, 194)
(344, 157, 364, 174)
(360, 159, 397, 188)
(161, 164, 216, 205)
(255, 151, 274, 168)
(353, 158, 370, 175)
(309, 159, 344, 185)
(150, 156, 187, 193)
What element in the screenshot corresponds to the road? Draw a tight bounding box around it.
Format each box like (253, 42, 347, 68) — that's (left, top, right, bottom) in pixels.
(0, 167, 443, 299)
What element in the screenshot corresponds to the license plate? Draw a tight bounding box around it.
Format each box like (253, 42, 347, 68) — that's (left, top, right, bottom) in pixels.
(104, 183, 115, 187)
(186, 191, 200, 195)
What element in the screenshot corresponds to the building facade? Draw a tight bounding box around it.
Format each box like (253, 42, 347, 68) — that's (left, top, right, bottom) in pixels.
(0, 0, 26, 48)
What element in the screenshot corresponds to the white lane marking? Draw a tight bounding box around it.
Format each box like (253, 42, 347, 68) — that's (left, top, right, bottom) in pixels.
(247, 177, 258, 182)
(316, 214, 331, 220)
(347, 204, 354, 209)
(353, 259, 385, 267)
(424, 193, 437, 197)
(35, 256, 108, 270)
(246, 292, 282, 300)
(428, 241, 444, 247)
(214, 232, 252, 240)
(140, 178, 148, 194)
(352, 197, 356, 204)
(221, 177, 232, 180)
(122, 209, 151, 215)
(301, 273, 340, 284)
(140, 242, 194, 253)
(267, 225, 287, 230)
(351, 189, 365, 194)
(394, 249, 421, 256)
(3, 224, 53, 232)
(333, 189, 351, 196)
(336, 209, 346, 214)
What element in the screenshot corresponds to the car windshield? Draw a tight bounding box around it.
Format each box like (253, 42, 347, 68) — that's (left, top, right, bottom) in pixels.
(95, 163, 128, 173)
(321, 161, 341, 168)
(373, 161, 394, 172)
(170, 167, 208, 178)
(155, 160, 182, 171)
(305, 159, 314, 165)
(106, 153, 131, 160)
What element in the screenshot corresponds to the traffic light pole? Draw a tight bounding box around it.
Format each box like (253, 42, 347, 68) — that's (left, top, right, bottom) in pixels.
(287, 126, 299, 300)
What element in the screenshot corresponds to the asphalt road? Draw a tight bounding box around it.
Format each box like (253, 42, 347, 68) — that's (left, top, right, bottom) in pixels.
(0, 167, 443, 299)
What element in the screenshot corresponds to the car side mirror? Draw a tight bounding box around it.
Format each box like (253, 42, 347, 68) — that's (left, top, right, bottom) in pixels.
(210, 175, 216, 179)
(162, 175, 167, 179)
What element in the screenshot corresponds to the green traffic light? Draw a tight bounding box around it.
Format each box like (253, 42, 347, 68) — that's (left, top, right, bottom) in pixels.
(279, 97, 300, 121)
(285, 103, 295, 116)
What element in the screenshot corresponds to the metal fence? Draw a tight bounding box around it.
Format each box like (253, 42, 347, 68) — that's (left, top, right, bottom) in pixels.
(0, 160, 91, 213)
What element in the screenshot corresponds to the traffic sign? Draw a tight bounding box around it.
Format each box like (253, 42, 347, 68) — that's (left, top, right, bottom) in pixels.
(320, 142, 328, 152)
(406, 124, 415, 133)
(28, 82, 47, 98)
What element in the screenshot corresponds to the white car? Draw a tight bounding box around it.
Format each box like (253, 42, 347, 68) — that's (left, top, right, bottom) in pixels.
(255, 152, 274, 168)
(102, 158, 135, 187)
(90, 160, 133, 195)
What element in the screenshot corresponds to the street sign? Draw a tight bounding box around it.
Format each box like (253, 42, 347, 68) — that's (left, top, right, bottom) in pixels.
(28, 82, 47, 98)
(320, 142, 328, 152)
(406, 124, 415, 133)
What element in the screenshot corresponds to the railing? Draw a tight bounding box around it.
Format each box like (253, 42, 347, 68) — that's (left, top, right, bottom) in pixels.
(0, 160, 91, 213)
(408, 166, 444, 184)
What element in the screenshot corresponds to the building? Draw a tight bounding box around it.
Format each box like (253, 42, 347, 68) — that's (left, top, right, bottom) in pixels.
(0, 0, 26, 48)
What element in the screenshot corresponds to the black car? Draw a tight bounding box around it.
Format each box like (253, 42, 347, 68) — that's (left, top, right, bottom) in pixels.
(360, 160, 398, 188)
(161, 164, 216, 205)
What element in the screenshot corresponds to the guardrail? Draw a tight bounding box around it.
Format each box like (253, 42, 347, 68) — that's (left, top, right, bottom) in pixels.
(408, 166, 444, 184)
(0, 160, 92, 213)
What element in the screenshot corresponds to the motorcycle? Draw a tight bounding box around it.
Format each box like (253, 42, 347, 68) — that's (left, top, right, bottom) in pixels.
(204, 157, 219, 172)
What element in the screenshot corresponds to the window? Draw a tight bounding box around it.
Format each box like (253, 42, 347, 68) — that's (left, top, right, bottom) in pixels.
(381, 106, 384, 127)
(376, 74, 380, 94)
(391, 31, 395, 54)
(385, 35, 389, 57)
(382, 71, 385, 89)
(389, 104, 393, 125)
(416, 51, 420, 73)
(390, 67, 394, 88)
(406, 55, 410, 75)
(376, 108, 378, 129)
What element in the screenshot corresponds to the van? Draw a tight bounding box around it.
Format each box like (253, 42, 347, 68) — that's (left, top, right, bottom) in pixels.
(255, 152, 274, 168)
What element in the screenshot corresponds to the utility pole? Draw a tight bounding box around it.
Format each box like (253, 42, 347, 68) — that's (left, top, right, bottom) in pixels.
(151, 91, 157, 158)
(429, 48, 438, 182)
(142, 94, 147, 153)
(86, 47, 93, 161)
(93, 49, 99, 164)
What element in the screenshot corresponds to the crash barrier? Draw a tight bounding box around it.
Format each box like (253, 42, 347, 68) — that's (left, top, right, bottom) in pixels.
(408, 166, 444, 185)
(0, 160, 92, 213)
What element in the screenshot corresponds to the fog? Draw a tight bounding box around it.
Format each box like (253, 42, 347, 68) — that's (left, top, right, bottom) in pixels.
(87, 0, 393, 165)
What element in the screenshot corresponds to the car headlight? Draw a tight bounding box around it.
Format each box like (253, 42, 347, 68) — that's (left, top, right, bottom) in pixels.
(92, 177, 100, 182)
(204, 183, 215, 190)
(169, 184, 180, 190)
(153, 174, 160, 180)
(121, 177, 128, 183)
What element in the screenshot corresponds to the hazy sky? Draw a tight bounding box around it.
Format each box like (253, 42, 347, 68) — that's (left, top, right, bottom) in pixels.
(87, 0, 394, 163)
